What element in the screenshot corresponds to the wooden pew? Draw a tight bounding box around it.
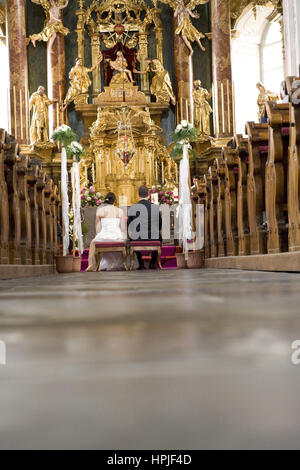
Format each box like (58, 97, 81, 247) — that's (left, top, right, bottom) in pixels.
(216, 159, 226, 257)
(0, 129, 9, 264)
(4, 134, 21, 264)
(27, 161, 40, 264)
(36, 170, 47, 265)
(51, 185, 59, 257)
(245, 122, 269, 255)
(286, 77, 300, 252)
(44, 177, 54, 264)
(203, 174, 211, 258)
(208, 165, 218, 257)
(235, 134, 250, 256)
(16, 154, 32, 264)
(264, 101, 290, 253)
(223, 148, 238, 256)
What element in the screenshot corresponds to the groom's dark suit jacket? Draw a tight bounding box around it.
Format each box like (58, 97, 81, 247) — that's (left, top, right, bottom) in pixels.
(128, 199, 162, 241)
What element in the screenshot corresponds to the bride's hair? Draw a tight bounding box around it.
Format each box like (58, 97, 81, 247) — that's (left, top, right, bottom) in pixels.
(104, 192, 116, 205)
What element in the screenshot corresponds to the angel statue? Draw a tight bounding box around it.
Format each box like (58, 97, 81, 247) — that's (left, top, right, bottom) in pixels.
(163, 0, 209, 56)
(147, 59, 176, 106)
(62, 54, 103, 112)
(27, 0, 69, 50)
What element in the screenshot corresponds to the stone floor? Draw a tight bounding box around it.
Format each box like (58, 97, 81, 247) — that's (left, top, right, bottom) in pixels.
(0, 269, 300, 449)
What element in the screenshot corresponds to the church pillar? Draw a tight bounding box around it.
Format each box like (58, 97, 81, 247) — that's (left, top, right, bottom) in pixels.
(211, 0, 234, 141)
(282, 0, 300, 77)
(6, 0, 29, 144)
(173, 16, 194, 124)
(47, 32, 66, 135)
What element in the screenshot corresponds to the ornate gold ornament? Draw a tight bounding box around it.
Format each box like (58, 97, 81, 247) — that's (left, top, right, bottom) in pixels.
(160, 0, 209, 55)
(0, 3, 6, 39)
(27, 0, 69, 50)
(87, 103, 177, 205)
(75, 0, 165, 99)
(230, 0, 282, 22)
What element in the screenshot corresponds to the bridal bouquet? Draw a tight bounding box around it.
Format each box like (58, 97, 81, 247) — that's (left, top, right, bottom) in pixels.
(151, 186, 175, 205)
(170, 120, 198, 158)
(81, 186, 104, 208)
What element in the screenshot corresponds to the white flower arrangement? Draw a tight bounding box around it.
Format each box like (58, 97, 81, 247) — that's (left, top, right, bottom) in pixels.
(170, 120, 198, 158)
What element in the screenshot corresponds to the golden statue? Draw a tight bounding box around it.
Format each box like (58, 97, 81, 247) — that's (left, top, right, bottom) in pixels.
(193, 80, 212, 135)
(148, 59, 176, 106)
(106, 51, 134, 84)
(29, 86, 56, 144)
(256, 82, 279, 122)
(62, 55, 102, 111)
(162, 0, 208, 55)
(27, 0, 69, 50)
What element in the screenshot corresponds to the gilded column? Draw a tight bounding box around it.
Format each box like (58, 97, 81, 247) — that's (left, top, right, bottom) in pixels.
(138, 32, 150, 99)
(47, 32, 66, 134)
(173, 16, 193, 124)
(76, 6, 85, 64)
(90, 33, 101, 102)
(6, 0, 29, 144)
(211, 0, 234, 140)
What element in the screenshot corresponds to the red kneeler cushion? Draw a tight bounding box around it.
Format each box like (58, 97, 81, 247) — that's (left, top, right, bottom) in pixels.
(95, 242, 126, 248)
(130, 241, 161, 247)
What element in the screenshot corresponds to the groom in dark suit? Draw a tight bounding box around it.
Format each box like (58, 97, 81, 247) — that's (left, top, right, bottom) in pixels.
(128, 185, 162, 269)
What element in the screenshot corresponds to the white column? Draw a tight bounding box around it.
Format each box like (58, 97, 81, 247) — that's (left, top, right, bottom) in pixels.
(283, 0, 300, 76)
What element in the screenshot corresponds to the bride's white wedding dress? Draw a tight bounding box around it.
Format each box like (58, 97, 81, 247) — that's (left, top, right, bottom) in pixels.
(87, 217, 127, 271)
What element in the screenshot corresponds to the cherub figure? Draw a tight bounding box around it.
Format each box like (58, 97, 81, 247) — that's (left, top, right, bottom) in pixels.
(27, 0, 69, 51)
(163, 0, 209, 56)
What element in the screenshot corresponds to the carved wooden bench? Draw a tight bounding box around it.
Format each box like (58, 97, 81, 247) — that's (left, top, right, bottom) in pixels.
(264, 101, 290, 253)
(245, 122, 269, 255)
(235, 134, 250, 256)
(286, 77, 300, 252)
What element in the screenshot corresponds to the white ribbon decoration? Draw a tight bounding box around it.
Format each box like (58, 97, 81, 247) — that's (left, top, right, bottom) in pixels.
(71, 161, 84, 255)
(179, 144, 193, 260)
(61, 147, 70, 256)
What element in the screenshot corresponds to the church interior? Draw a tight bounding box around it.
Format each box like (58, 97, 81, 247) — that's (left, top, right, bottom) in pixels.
(1, 0, 300, 450)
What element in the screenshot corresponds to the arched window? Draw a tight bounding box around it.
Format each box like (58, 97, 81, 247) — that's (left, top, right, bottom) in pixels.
(231, 6, 284, 134)
(261, 20, 284, 91)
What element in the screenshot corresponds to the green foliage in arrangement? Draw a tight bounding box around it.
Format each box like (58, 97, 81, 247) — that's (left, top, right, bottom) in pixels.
(170, 120, 198, 159)
(52, 125, 77, 148)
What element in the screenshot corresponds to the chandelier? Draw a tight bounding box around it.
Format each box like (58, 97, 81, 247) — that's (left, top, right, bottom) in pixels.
(115, 106, 137, 166)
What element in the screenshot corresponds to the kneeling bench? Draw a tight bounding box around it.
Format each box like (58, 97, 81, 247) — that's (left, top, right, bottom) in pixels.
(129, 241, 162, 271)
(95, 242, 128, 271)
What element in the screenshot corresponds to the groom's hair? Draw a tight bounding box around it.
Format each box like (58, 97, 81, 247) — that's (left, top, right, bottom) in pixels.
(138, 185, 148, 198)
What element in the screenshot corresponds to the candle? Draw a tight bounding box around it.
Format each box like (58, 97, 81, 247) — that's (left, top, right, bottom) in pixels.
(92, 163, 95, 183)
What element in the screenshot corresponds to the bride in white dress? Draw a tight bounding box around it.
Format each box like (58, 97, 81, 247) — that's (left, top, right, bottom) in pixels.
(86, 192, 127, 272)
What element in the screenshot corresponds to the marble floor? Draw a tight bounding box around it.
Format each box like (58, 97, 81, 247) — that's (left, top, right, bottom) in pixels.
(0, 269, 300, 449)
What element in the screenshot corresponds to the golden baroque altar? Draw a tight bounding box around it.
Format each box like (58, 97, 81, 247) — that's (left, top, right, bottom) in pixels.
(72, 0, 179, 206)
